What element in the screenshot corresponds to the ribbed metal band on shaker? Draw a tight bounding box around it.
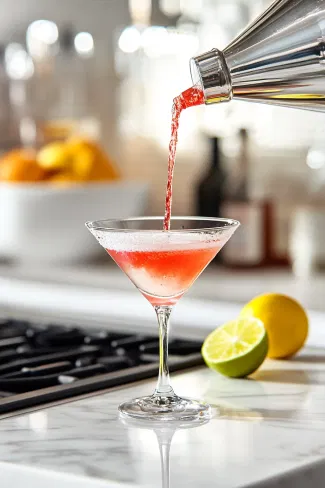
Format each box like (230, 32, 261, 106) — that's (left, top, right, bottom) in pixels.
(190, 48, 232, 104)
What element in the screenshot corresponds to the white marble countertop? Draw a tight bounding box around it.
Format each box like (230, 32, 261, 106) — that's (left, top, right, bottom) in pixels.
(0, 264, 325, 486)
(0, 346, 325, 487)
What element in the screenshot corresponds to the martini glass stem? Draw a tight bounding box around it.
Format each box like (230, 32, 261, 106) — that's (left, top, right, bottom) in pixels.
(154, 306, 175, 398)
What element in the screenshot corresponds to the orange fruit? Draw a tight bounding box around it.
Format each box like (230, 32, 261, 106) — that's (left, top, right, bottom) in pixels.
(38, 139, 96, 182)
(0, 149, 45, 182)
(67, 137, 120, 182)
(37, 142, 71, 171)
(65, 140, 96, 180)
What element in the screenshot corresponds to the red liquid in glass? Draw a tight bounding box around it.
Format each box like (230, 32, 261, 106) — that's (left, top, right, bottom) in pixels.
(107, 244, 221, 306)
(163, 86, 204, 231)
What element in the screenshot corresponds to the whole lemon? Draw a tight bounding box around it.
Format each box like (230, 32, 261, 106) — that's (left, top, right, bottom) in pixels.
(240, 293, 308, 359)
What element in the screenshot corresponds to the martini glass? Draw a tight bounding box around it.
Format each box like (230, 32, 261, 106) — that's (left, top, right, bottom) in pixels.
(85, 217, 239, 421)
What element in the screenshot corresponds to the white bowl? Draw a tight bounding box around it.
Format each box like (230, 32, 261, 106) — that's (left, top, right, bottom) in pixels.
(0, 181, 149, 264)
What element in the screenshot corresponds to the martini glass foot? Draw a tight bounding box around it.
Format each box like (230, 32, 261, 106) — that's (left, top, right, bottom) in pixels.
(119, 395, 211, 421)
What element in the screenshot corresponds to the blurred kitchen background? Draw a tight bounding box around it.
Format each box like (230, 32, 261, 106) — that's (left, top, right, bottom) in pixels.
(0, 0, 325, 284)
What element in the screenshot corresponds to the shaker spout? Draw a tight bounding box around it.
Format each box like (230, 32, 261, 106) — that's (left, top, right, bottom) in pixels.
(190, 48, 232, 105)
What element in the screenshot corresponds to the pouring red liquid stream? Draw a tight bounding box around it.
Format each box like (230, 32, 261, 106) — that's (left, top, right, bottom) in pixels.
(163, 86, 205, 231)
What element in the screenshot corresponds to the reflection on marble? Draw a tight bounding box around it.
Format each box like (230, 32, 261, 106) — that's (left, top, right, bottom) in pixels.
(0, 349, 325, 486)
(120, 416, 209, 488)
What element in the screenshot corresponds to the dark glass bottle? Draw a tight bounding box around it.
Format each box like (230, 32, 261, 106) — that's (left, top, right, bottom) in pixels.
(222, 128, 276, 268)
(196, 137, 225, 218)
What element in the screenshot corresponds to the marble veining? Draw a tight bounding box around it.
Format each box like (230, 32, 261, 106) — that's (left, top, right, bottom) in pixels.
(0, 349, 325, 487)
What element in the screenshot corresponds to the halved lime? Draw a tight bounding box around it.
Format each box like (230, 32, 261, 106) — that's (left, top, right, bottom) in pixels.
(202, 317, 268, 378)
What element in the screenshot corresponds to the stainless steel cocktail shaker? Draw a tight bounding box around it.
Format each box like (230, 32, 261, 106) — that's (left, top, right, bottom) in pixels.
(191, 0, 325, 111)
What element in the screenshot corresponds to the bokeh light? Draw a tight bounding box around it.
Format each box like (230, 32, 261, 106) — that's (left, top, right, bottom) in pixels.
(118, 26, 141, 54)
(74, 32, 94, 57)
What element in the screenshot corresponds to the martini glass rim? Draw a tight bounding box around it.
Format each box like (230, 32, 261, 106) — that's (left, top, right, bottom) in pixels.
(85, 216, 240, 234)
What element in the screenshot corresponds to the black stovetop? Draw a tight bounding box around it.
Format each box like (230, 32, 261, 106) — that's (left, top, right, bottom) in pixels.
(0, 318, 203, 416)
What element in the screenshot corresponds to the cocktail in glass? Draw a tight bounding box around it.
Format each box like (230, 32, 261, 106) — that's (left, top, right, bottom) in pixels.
(86, 217, 239, 421)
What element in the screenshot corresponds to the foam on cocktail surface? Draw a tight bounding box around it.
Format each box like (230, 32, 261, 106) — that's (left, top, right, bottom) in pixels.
(89, 228, 234, 252)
